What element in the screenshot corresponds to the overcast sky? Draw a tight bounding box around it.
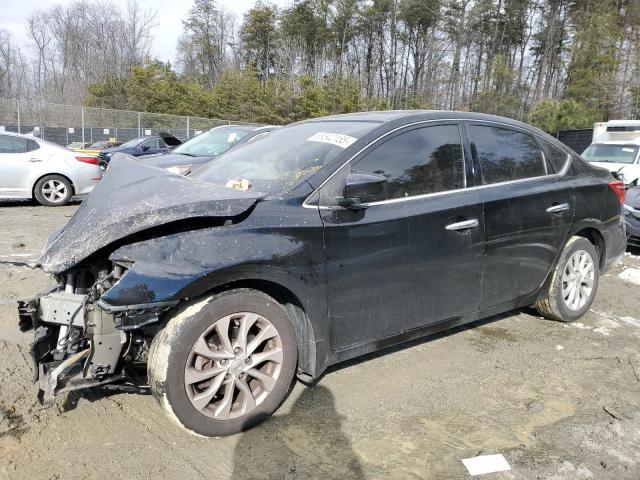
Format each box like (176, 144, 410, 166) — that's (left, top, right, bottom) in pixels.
(1, 0, 290, 64)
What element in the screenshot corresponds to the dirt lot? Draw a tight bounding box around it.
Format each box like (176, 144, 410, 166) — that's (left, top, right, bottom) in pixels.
(1, 201, 640, 480)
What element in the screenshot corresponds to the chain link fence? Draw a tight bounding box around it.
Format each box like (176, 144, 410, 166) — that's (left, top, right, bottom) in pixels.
(0, 98, 251, 147)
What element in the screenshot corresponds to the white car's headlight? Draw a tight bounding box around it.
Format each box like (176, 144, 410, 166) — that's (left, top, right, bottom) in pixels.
(166, 165, 192, 176)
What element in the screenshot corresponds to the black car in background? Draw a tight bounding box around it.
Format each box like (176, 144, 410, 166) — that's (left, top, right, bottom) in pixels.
(97, 132, 182, 166)
(624, 186, 640, 247)
(140, 125, 279, 175)
(20, 111, 627, 438)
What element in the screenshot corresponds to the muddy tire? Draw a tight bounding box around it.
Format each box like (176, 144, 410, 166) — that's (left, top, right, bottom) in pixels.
(536, 236, 600, 322)
(148, 289, 298, 437)
(33, 175, 73, 206)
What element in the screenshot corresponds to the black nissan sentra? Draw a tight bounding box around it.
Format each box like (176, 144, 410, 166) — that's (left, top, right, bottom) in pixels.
(19, 111, 626, 436)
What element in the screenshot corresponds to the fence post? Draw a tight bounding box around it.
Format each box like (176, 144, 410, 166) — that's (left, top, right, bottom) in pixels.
(186, 116, 190, 138)
(81, 107, 85, 143)
(16, 100, 21, 133)
(137, 112, 141, 137)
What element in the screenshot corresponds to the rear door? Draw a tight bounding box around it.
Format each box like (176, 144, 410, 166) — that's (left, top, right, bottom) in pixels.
(0, 135, 41, 196)
(466, 123, 574, 308)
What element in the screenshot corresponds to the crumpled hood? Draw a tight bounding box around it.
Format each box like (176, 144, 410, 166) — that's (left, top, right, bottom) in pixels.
(40, 155, 264, 274)
(140, 152, 214, 169)
(626, 187, 640, 209)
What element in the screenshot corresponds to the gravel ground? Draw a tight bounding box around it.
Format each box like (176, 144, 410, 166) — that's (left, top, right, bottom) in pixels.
(1, 201, 640, 480)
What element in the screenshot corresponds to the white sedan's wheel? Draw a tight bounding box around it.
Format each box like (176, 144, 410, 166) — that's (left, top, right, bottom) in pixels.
(34, 175, 73, 206)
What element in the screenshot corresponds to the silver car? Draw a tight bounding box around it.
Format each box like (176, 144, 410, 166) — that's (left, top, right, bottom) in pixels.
(0, 131, 101, 206)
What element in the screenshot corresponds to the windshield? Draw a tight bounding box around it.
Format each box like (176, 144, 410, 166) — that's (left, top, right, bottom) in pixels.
(173, 127, 250, 157)
(190, 121, 377, 194)
(582, 144, 639, 164)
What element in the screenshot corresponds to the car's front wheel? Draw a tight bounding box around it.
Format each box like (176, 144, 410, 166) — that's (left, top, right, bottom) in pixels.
(148, 289, 298, 436)
(536, 236, 600, 322)
(34, 174, 73, 206)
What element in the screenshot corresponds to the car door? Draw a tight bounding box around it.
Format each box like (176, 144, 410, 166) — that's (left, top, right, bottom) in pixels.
(0, 135, 41, 196)
(318, 123, 483, 351)
(403, 123, 484, 327)
(466, 122, 574, 309)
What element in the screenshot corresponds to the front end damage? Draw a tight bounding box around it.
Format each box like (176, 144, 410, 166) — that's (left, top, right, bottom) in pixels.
(18, 263, 173, 406)
(15, 155, 264, 406)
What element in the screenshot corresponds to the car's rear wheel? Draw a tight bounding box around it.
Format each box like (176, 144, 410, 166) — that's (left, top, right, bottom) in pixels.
(536, 236, 600, 322)
(34, 175, 73, 206)
(147, 289, 298, 436)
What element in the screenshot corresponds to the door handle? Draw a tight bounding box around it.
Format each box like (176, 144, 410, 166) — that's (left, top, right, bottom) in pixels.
(546, 203, 570, 213)
(445, 219, 479, 231)
(29, 158, 43, 163)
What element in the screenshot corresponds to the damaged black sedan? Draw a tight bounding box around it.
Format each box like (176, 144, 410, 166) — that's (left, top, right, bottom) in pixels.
(18, 111, 626, 437)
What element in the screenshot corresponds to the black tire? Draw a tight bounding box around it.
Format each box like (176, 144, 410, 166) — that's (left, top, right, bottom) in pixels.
(148, 289, 298, 437)
(33, 174, 73, 206)
(536, 236, 600, 322)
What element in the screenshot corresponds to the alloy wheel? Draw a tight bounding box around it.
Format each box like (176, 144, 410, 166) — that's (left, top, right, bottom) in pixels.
(561, 249, 595, 311)
(41, 179, 68, 203)
(184, 312, 284, 420)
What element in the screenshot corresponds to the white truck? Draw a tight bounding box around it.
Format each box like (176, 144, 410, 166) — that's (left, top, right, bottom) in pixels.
(582, 119, 640, 186)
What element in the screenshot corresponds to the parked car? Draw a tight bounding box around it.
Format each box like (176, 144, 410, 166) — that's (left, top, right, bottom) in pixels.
(624, 186, 640, 247)
(0, 131, 101, 206)
(141, 125, 279, 175)
(72, 140, 123, 156)
(582, 120, 640, 187)
(19, 111, 626, 437)
(67, 142, 92, 150)
(97, 132, 182, 167)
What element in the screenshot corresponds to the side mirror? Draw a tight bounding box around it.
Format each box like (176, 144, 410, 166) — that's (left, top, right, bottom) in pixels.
(141, 145, 149, 151)
(338, 172, 387, 209)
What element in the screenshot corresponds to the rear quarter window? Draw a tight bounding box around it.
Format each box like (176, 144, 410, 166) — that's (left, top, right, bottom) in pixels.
(539, 139, 570, 173)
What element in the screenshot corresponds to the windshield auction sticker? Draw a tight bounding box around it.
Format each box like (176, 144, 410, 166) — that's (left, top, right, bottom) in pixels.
(307, 132, 357, 149)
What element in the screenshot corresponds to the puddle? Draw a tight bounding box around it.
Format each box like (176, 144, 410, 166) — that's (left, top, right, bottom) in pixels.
(467, 326, 518, 351)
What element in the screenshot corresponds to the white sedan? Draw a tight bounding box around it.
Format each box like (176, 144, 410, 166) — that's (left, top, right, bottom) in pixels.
(0, 131, 101, 206)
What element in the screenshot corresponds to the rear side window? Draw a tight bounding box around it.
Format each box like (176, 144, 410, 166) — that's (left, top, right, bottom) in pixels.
(351, 124, 466, 200)
(540, 139, 569, 172)
(470, 125, 546, 184)
(0, 135, 29, 154)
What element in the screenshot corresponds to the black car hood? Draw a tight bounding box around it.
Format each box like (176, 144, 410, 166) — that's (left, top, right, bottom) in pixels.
(140, 152, 214, 169)
(40, 155, 265, 274)
(626, 187, 640, 209)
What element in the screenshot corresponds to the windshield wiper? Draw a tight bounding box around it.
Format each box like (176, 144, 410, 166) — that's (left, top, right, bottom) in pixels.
(176, 152, 197, 157)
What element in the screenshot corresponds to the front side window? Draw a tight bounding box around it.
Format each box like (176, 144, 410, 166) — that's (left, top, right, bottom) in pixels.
(582, 144, 639, 164)
(470, 125, 546, 184)
(141, 139, 160, 149)
(0, 135, 28, 154)
(350, 124, 466, 200)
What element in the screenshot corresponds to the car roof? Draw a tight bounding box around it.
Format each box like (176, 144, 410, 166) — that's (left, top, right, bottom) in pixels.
(304, 110, 539, 130)
(0, 130, 39, 138)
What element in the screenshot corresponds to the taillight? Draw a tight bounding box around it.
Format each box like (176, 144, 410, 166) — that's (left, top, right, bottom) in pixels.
(608, 180, 625, 205)
(75, 156, 99, 165)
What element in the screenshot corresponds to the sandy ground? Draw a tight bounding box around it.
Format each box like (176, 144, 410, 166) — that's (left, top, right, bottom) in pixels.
(1, 201, 640, 480)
